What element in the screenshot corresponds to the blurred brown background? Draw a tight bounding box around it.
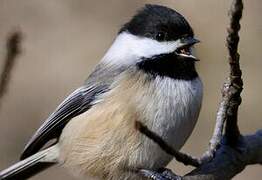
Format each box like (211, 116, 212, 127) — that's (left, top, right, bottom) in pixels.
(0, 0, 261, 179)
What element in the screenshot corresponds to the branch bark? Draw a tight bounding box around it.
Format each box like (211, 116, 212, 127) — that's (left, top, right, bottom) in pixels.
(200, 0, 244, 163)
(224, 0, 243, 145)
(183, 130, 262, 180)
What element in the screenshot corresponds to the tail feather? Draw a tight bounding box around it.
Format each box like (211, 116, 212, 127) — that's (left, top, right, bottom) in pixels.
(0, 145, 59, 180)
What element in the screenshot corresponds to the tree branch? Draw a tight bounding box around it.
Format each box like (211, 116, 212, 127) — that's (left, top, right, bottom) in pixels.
(200, 0, 244, 162)
(224, 0, 243, 145)
(183, 130, 262, 180)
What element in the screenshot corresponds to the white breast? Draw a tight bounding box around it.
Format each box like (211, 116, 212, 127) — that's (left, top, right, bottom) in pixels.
(134, 76, 203, 168)
(151, 77, 203, 149)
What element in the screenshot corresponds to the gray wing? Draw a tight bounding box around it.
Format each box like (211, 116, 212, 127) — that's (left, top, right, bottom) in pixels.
(20, 64, 125, 160)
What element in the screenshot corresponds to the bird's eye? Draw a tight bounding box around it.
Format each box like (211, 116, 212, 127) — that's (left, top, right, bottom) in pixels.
(155, 32, 166, 41)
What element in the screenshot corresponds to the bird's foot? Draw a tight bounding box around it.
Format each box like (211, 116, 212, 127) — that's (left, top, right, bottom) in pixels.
(140, 168, 181, 180)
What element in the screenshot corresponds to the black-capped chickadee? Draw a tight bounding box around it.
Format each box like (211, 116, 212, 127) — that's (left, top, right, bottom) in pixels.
(0, 4, 203, 180)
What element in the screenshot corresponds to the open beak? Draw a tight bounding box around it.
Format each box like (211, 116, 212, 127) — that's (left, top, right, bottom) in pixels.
(175, 37, 200, 61)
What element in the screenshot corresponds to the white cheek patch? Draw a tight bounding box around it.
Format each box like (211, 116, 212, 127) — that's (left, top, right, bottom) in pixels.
(101, 32, 181, 66)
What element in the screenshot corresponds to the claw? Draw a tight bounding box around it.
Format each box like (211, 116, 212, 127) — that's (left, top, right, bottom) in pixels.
(139, 169, 181, 180)
(140, 169, 166, 180)
(158, 168, 181, 180)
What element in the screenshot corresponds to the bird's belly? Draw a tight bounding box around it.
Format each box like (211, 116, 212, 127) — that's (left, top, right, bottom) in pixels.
(58, 97, 152, 180)
(58, 73, 202, 180)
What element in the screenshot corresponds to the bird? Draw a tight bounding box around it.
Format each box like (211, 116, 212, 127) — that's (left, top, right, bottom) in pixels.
(0, 4, 203, 180)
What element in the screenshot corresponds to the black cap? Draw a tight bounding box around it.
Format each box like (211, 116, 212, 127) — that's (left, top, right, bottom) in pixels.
(120, 4, 194, 42)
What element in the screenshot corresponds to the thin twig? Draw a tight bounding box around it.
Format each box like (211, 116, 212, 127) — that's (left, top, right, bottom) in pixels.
(224, 0, 243, 145)
(0, 31, 22, 109)
(135, 121, 201, 167)
(199, 0, 243, 163)
(199, 83, 230, 163)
